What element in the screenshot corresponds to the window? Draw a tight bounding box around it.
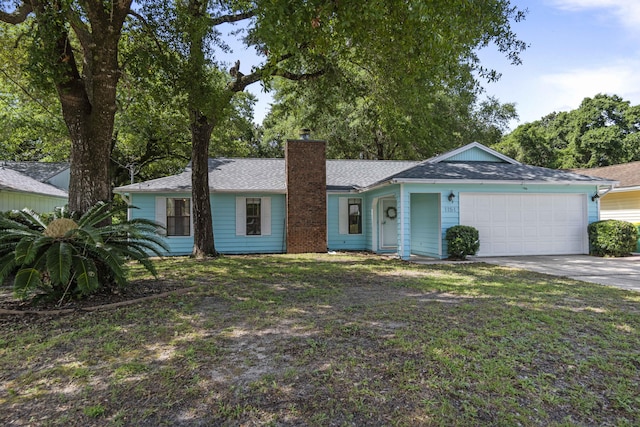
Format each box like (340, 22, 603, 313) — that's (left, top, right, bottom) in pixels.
(166, 198, 190, 236)
(246, 198, 261, 235)
(348, 198, 362, 234)
(236, 197, 271, 236)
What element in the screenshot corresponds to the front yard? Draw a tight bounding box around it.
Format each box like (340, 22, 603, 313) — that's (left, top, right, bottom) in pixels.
(1, 253, 639, 426)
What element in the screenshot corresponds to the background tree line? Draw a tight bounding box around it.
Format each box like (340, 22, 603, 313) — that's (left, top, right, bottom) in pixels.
(493, 93, 640, 169)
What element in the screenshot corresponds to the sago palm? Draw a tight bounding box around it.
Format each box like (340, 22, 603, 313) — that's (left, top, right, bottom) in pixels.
(0, 202, 168, 302)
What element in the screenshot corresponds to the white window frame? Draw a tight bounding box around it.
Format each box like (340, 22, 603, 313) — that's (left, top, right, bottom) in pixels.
(155, 197, 193, 237)
(236, 196, 272, 236)
(339, 197, 363, 235)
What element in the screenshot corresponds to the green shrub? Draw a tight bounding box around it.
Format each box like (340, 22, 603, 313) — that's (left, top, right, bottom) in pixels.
(0, 202, 168, 302)
(446, 225, 480, 260)
(587, 220, 638, 257)
(635, 223, 640, 253)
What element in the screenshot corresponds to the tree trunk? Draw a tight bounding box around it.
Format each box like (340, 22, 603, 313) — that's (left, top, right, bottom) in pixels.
(32, 1, 131, 214)
(190, 110, 217, 258)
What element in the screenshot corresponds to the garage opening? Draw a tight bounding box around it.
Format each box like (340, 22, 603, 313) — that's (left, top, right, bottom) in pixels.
(460, 193, 588, 257)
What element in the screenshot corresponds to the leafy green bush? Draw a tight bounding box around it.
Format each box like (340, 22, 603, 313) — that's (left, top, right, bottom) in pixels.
(446, 225, 480, 260)
(635, 223, 640, 253)
(587, 220, 638, 257)
(0, 202, 168, 302)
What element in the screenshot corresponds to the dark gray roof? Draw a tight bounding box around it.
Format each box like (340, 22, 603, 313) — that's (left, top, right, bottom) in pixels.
(1, 161, 69, 182)
(115, 157, 614, 194)
(0, 167, 68, 198)
(116, 158, 420, 193)
(382, 161, 616, 185)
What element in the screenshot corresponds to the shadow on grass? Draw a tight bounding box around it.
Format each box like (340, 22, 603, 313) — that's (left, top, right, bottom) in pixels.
(1, 253, 639, 426)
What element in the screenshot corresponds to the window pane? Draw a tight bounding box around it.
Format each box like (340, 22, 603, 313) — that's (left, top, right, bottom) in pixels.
(348, 199, 362, 234)
(246, 198, 261, 235)
(166, 198, 190, 236)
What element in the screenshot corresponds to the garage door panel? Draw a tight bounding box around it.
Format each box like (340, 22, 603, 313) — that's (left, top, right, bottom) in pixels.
(460, 193, 587, 256)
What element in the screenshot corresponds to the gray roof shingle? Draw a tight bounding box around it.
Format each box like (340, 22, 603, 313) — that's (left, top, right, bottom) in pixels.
(0, 167, 68, 198)
(115, 157, 613, 194)
(381, 161, 616, 185)
(1, 161, 69, 182)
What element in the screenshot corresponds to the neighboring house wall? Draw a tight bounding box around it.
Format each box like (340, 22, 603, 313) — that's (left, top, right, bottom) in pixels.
(0, 190, 67, 213)
(47, 169, 71, 191)
(600, 191, 640, 223)
(129, 192, 287, 256)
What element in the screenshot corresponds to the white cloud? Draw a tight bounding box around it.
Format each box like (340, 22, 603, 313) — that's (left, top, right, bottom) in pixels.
(537, 61, 640, 113)
(549, 0, 640, 29)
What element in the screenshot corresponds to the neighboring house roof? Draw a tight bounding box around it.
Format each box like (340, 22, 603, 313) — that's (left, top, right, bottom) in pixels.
(572, 161, 640, 190)
(0, 161, 69, 182)
(0, 167, 68, 198)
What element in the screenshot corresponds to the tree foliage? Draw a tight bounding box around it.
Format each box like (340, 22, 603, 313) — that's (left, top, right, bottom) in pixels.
(262, 71, 518, 160)
(0, 22, 70, 161)
(495, 94, 640, 168)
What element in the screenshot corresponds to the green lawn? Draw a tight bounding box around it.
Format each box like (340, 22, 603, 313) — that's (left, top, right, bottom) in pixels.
(1, 253, 639, 426)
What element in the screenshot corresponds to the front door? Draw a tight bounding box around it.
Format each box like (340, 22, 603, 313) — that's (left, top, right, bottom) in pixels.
(380, 198, 398, 249)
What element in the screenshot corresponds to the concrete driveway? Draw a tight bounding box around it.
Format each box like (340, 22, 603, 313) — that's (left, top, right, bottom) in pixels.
(476, 254, 640, 292)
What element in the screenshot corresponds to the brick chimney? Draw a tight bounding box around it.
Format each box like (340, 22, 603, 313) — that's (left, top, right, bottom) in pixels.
(286, 130, 327, 253)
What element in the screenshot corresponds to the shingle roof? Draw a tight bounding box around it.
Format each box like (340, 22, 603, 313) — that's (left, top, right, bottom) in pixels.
(572, 161, 640, 188)
(115, 156, 611, 194)
(1, 161, 69, 182)
(0, 167, 69, 198)
(381, 161, 616, 185)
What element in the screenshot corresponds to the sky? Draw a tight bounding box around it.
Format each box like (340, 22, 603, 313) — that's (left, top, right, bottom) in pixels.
(230, 0, 640, 128)
(478, 0, 640, 128)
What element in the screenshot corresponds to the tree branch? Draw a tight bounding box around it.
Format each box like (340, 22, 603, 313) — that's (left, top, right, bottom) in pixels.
(67, 6, 92, 54)
(0, 1, 33, 24)
(209, 10, 255, 26)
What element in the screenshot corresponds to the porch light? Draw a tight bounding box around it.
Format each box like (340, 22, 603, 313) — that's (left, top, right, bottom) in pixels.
(448, 191, 456, 202)
(591, 192, 600, 202)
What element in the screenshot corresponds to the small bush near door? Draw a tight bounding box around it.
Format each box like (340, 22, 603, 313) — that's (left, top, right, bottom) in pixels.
(446, 225, 480, 260)
(588, 220, 638, 257)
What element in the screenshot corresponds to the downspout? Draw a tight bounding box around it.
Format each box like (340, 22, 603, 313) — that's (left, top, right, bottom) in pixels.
(399, 183, 406, 260)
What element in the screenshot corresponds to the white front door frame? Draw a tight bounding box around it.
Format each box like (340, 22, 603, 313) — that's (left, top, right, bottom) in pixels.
(380, 197, 398, 250)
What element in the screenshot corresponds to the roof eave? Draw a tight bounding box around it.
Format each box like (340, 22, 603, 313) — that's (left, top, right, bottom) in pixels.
(389, 178, 619, 186)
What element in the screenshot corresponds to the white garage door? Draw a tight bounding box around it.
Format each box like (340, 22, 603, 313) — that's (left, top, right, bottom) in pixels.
(459, 193, 588, 256)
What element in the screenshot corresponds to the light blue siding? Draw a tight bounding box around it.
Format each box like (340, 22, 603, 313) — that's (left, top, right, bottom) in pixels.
(213, 193, 286, 254)
(399, 183, 600, 260)
(129, 192, 194, 255)
(362, 186, 401, 253)
(410, 193, 441, 257)
(129, 192, 286, 256)
(0, 191, 67, 213)
(444, 146, 505, 162)
(327, 194, 367, 251)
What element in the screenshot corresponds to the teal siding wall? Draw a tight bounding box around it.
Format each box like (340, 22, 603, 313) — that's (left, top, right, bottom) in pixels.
(128, 182, 600, 259)
(0, 191, 67, 213)
(444, 147, 504, 162)
(327, 194, 367, 251)
(213, 193, 286, 254)
(410, 193, 441, 257)
(129, 192, 193, 255)
(129, 192, 286, 256)
(363, 185, 401, 253)
(399, 183, 599, 260)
